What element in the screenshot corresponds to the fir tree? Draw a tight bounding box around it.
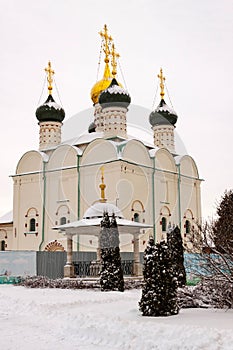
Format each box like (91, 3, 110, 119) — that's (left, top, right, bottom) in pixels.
(99, 212, 124, 292)
(139, 237, 179, 316)
(213, 189, 233, 253)
(167, 226, 186, 287)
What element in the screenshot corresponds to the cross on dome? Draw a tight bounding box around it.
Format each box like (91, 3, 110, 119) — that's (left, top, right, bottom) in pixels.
(45, 61, 55, 96)
(111, 42, 120, 77)
(99, 24, 113, 64)
(158, 68, 166, 100)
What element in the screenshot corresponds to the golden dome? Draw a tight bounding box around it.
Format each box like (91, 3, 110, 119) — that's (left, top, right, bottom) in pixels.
(91, 63, 113, 104)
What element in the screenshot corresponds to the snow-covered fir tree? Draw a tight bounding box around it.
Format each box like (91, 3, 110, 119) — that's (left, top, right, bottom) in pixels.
(139, 237, 179, 316)
(167, 226, 186, 287)
(99, 212, 124, 292)
(213, 189, 233, 253)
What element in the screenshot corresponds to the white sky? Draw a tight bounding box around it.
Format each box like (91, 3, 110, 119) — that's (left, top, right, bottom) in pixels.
(0, 0, 232, 219)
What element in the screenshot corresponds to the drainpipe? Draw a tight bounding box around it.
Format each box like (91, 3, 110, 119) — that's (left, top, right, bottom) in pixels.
(152, 157, 156, 241)
(77, 154, 81, 251)
(177, 163, 181, 229)
(39, 161, 46, 251)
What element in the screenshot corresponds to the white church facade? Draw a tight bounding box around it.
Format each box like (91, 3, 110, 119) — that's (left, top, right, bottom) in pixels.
(0, 25, 202, 254)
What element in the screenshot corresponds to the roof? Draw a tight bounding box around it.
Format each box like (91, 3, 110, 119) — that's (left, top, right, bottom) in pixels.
(0, 210, 13, 224)
(62, 124, 155, 150)
(83, 202, 123, 219)
(54, 217, 152, 236)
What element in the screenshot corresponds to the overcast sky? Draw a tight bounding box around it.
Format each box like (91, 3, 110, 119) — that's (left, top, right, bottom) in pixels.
(0, 0, 232, 219)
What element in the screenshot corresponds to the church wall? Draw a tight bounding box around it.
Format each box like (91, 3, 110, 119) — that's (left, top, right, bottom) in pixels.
(120, 140, 152, 251)
(43, 168, 78, 251)
(12, 173, 43, 250)
(42, 145, 79, 251)
(79, 139, 119, 251)
(153, 149, 178, 241)
(79, 139, 154, 252)
(0, 223, 13, 251)
(177, 156, 202, 250)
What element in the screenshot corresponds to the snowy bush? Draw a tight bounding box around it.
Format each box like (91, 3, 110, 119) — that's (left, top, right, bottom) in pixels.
(167, 225, 186, 287)
(139, 237, 179, 316)
(99, 212, 124, 292)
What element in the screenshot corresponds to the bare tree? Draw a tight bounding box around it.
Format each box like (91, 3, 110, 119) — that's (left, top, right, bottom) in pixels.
(181, 191, 233, 309)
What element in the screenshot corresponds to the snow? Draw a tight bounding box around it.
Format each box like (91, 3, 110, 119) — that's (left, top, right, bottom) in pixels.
(107, 85, 129, 95)
(83, 202, 123, 219)
(0, 285, 233, 350)
(156, 103, 177, 115)
(0, 210, 13, 223)
(45, 101, 63, 110)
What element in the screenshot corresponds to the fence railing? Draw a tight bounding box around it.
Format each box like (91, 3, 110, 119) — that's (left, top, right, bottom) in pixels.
(73, 260, 134, 277)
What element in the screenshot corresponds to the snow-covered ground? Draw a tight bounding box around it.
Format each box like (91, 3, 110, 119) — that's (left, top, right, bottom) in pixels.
(0, 285, 233, 350)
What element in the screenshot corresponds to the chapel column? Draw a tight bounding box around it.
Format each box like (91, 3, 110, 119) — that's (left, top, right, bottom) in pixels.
(64, 234, 75, 278)
(133, 233, 141, 276)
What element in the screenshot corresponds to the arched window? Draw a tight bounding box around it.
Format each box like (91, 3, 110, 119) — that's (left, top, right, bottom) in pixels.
(29, 218, 36, 232)
(162, 217, 167, 232)
(185, 220, 191, 234)
(1, 240, 6, 251)
(133, 213, 139, 223)
(60, 217, 67, 225)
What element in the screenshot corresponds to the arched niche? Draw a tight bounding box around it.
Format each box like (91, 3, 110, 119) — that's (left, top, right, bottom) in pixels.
(47, 145, 81, 171)
(153, 148, 177, 174)
(16, 150, 48, 175)
(176, 155, 199, 179)
(81, 139, 118, 166)
(121, 139, 151, 168)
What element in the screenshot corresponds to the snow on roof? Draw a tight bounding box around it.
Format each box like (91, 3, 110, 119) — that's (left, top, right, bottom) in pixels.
(61, 131, 104, 147)
(0, 210, 13, 224)
(45, 101, 63, 110)
(107, 85, 130, 95)
(155, 103, 177, 115)
(62, 124, 155, 151)
(83, 202, 123, 219)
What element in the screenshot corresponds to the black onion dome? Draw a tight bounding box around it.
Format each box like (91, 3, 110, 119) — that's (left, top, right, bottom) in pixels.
(88, 121, 96, 133)
(99, 78, 131, 109)
(36, 95, 65, 123)
(149, 99, 178, 127)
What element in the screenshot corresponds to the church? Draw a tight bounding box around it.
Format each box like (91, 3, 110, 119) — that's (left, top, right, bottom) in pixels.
(0, 25, 202, 256)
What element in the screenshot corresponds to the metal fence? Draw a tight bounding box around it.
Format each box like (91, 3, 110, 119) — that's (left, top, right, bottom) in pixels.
(73, 259, 134, 277)
(37, 252, 97, 279)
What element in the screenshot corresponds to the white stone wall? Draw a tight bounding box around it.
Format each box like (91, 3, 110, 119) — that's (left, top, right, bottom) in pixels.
(10, 137, 202, 252)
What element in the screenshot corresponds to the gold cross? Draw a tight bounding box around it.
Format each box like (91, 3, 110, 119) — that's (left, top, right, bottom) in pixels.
(99, 24, 113, 64)
(111, 43, 120, 77)
(158, 68, 165, 100)
(45, 61, 54, 95)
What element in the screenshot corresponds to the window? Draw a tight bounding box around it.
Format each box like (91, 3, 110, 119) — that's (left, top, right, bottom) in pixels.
(133, 213, 139, 223)
(162, 217, 167, 232)
(60, 217, 67, 225)
(1, 240, 5, 251)
(29, 218, 36, 232)
(185, 220, 191, 234)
